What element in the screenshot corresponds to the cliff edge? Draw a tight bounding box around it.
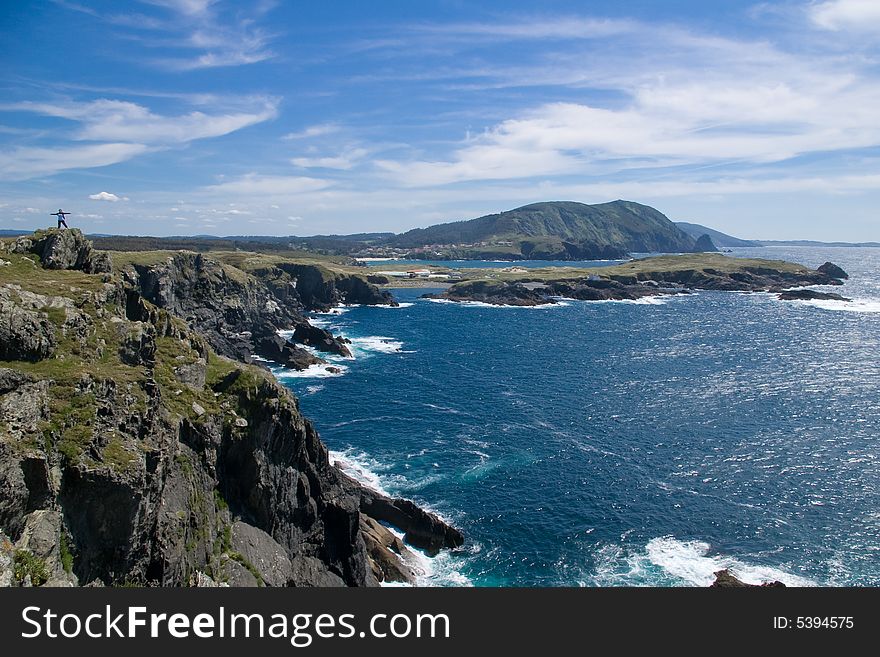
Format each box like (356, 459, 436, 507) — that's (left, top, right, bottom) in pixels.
(0, 230, 461, 587)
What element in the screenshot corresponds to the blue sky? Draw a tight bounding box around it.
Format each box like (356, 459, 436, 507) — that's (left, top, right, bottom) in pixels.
(1, 0, 879, 240)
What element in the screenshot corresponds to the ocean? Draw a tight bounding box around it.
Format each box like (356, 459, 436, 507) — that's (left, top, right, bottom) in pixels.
(275, 246, 880, 587)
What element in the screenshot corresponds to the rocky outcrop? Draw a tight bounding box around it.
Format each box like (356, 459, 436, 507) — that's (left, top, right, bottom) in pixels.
(279, 264, 397, 311)
(710, 569, 785, 588)
(292, 322, 352, 357)
(0, 289, 57, 362)
(817, 262, 849, 280)
(354, 482, 464, 556)
(124, 252, 302, 364)
(778, 289, 851, 302)
(9, 228, 111, 274)
(255, 333, 327, 371)
(692, 234, 718, 253)
(0, 232, 463, 588)
(123, 253, 392, 368)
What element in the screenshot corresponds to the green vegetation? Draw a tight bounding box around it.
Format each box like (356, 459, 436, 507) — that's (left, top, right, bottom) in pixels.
(59, 533, 74, 574)
(13, 549, 49, 586)
(102, 436, 138, 472)
(228, 551, 264, 587)
(0, 253, 108, 296)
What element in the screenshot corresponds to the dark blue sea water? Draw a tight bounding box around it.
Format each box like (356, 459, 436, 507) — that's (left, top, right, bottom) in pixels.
(278, 247, 880, 586)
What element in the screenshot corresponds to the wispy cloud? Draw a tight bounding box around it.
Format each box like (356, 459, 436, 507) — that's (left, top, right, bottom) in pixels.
(282, 123, 341, 140)
(366, 16, 880, 187)
(291, 148, 369, 170)
(54, 0, 277, 70)
(0, 143, 150, 180)
(0, 96, 277, 179)
(7, 97, 278, 144)
(202, 173, 334, 196)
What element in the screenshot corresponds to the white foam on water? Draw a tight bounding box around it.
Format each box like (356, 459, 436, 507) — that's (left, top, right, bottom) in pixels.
(425, 298, 563, 309)
(372, 302, 414, 308)
(567, 296, 670, 305)
(272, 363, 349, 379)
(348, 336, 405, 354)
(380, 525, 475, 588)
(330, 448, 393, 497)
(592, 536, 815, 587)
(305, 384, 324, 395)
(798, 298, 880, 313)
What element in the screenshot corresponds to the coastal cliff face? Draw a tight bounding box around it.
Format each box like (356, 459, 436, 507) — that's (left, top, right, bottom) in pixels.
(0, 230, 462, 587)
(120, 251, 393, 371)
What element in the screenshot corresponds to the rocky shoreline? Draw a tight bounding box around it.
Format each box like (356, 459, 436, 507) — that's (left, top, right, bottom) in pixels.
(423, 256, 850, 306)
(0, 229, 461, 588)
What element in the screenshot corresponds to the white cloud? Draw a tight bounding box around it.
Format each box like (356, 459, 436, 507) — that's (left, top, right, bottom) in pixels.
(809, 0, 880, 32)
(372, 36, 880, 187)
(282, 123, 341, 140)
(291, 148, 369, 170)
(7, 98, 278, 144)
(0, 96, 277, 179)
(202, 174, 334, 196)
(142, 0, 216, 16)
(89, 191, 129, 202)
(0, 143, 150, 180)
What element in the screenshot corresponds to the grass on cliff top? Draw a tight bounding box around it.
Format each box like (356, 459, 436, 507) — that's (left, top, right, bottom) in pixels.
(0, 252, 109, 295)
(211, 250, 360, 275)
(109, 248, 366, 286)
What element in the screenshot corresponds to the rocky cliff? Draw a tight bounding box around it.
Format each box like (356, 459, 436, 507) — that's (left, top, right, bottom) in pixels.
(120, 251, 394, 371)
(0, 230, 462, 587)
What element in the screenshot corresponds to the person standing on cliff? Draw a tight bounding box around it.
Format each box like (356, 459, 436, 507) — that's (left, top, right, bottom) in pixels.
(51, 209, 70, 228)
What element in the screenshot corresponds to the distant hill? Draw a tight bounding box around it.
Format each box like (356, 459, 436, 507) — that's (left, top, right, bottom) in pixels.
(388, 200, 702, 260)
(675, 222, 762, 248)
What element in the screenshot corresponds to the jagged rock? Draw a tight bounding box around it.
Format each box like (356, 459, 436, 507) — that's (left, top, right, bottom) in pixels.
(817, 262, 849, 280)
(174, 358, 207, 390)
(15, 510, 77, 587)
(292, 323, 352, 357)
(118, 322, 157, 366)
(283, 263, 397, 310)
(710, 569, 785, 588)
(230, 521, 292, 587)
(11, 228, 111, 273)
(355, 483, 464, 556)
(191, 402, 206, 417)
(0, 290, 56, 361)
(289, 555, 346, 587)
(360, 515, 416, 584)
(254, 332, 326, 370)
